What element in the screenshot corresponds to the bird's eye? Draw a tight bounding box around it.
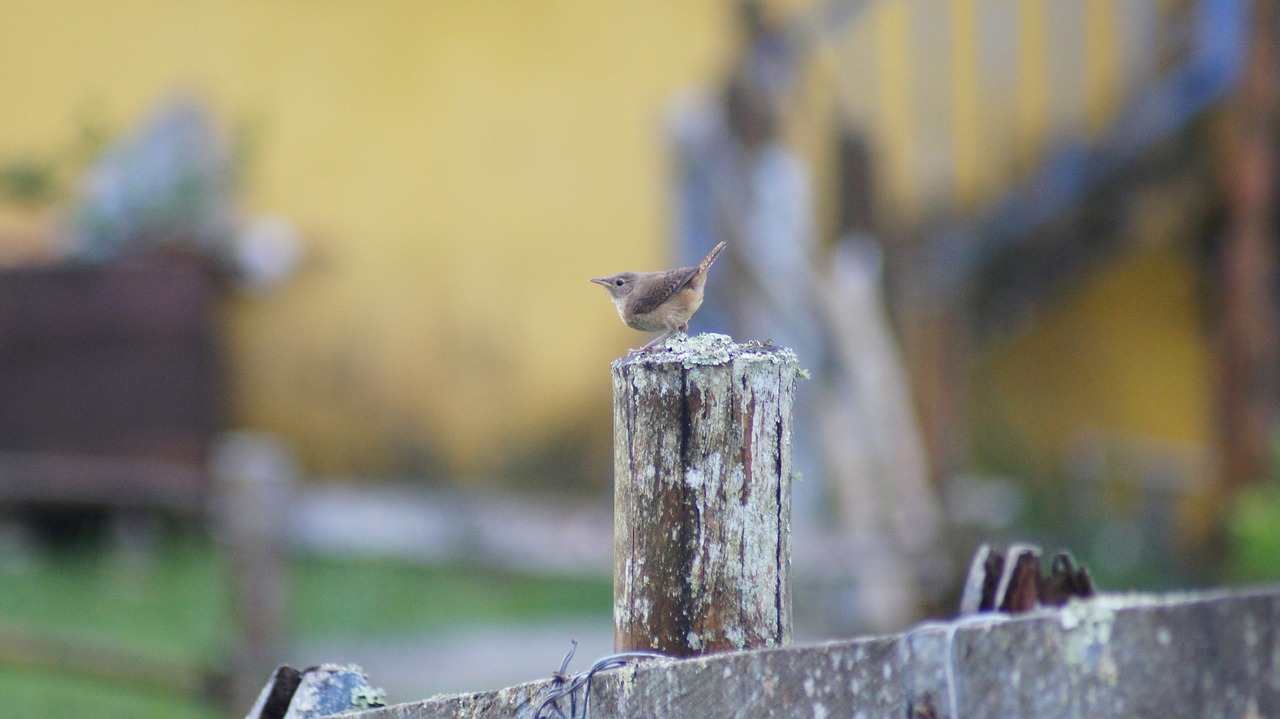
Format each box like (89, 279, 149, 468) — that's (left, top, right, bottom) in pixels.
(615, 279, 625, 287)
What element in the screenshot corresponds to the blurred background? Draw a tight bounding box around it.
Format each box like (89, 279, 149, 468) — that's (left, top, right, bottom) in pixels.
(3, 0, 1280, 715)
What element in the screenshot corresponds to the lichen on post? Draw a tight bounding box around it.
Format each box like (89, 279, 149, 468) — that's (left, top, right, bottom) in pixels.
(611, 333, 798, 656)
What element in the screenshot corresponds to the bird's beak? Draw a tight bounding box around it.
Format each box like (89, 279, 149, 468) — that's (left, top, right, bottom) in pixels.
(590, 278, 609, 286)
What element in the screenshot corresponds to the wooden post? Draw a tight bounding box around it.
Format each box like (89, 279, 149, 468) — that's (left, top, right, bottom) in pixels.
(211, 431, 295, 710)
(611, 334, 797, 656)
(1215, 0, 1280, 493)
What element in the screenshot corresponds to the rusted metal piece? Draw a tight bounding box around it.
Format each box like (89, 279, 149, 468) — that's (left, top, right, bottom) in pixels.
(959, 542, 1095, 615)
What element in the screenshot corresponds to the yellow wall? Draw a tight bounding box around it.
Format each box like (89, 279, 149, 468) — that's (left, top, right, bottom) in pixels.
(0, 1, 733, 476)
(0, 0, 1191, 479)
(811, 0, 1162, 223)
(976, 245, 1212, 465)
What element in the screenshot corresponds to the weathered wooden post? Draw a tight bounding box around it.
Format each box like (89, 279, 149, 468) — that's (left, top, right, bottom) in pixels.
(612, 334, 797, 656)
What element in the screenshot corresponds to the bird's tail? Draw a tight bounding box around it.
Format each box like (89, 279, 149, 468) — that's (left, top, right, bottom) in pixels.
(698, 241, 727, 272)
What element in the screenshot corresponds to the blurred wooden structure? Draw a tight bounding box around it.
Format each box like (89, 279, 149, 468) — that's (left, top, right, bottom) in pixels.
(0, 253, 221, 513)
(0, 254, 293, 713)
(1215, 0, 1280, 493)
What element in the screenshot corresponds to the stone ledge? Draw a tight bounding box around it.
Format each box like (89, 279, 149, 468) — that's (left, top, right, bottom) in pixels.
(340, 585, 1280, 719)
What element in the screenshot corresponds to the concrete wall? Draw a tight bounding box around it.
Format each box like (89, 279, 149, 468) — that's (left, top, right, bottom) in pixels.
(340, 586, 1280, 718)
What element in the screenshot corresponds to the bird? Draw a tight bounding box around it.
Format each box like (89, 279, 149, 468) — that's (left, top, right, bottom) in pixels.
(591, 241, 727, 352)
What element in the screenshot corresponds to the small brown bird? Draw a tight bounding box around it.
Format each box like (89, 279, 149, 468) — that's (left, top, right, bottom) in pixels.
(591, 241, 727, 351)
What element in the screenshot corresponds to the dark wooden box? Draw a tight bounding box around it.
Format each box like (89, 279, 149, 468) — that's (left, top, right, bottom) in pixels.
(0, 254, 222, 512)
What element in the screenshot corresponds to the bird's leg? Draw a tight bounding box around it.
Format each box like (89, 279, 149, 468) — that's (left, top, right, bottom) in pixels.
(626, 333, 661, 355)
(637, 330, 673, 352)
(635, 320, 683, 353)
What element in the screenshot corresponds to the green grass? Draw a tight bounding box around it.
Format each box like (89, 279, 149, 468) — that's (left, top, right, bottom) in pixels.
(0, 531, 611, 718)
(292, 555, 612, 638)
(0, 666, 216, 719)
(0, 533, 227, 660)
(1227, 480, 1280, 582)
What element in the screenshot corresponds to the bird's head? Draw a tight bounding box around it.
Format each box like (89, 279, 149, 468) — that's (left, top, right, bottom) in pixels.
(590, 272, 638, 302)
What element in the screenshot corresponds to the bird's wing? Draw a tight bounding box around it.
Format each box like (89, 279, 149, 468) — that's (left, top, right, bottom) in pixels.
(629, 266, 699, 316)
